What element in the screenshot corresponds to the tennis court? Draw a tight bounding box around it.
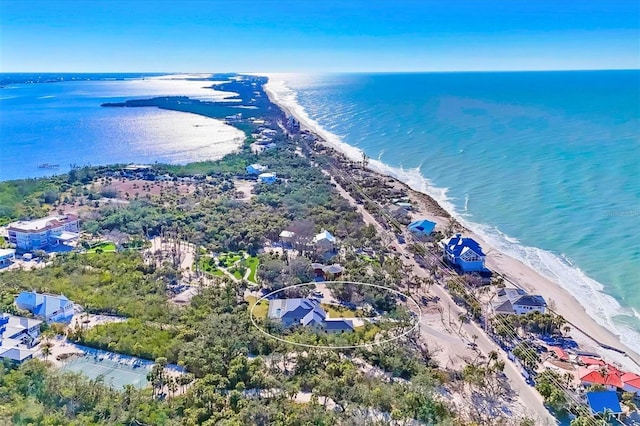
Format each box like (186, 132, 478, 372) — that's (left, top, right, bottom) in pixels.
(62, 353, 151, 389)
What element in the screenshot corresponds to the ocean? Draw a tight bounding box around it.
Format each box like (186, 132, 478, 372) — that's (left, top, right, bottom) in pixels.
(0, 74, 245, 180)
(265, 71, 640, 353)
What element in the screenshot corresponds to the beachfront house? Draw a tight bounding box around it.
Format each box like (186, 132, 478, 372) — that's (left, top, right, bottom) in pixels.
(441, 233, 486, 273)
(257, 172, 277, 184)
(408, 219, 436, 238)
(621, 372, 640, 396)
(384, 205, 412, 224)
(15, 291, 75, 323)
(7, 214, 80, 251)
(0, 249, 15, 268)
(492, 288, 547, 316)
(579, 366, 623, 391)
(267, 298, 353, 333)
(313, 230, 336, 253)
(246, 163, 268, 175)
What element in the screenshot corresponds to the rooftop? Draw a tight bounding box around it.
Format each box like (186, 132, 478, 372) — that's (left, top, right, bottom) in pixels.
(8, 214, 78, 232)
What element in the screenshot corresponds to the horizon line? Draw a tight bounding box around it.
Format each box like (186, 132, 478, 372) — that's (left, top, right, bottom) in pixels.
(1, 68, 639, 74)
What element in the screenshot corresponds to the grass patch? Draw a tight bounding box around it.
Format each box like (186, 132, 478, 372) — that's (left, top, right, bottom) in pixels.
(246, 296, 268, 319)
(245, 256, 259, 283)
(87, 241, 117, 254)
(197, 257, 226, 276)
(321, 303, 364, 319)
(218, 251, 244, 267)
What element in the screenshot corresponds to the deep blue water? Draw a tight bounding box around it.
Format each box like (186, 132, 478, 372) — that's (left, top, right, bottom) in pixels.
(0, 74, 244, 180)
(269, 71, 640, 352)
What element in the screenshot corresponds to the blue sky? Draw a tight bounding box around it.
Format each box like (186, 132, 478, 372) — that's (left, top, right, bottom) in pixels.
(1, 0, 638, 72)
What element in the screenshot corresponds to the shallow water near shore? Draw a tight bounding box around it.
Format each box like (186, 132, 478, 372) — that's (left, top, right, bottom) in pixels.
(0, 75, 244, 180)
(266, 71, 640, 354)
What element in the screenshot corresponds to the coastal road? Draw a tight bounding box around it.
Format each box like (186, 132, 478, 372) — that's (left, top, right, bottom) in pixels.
(322, 164, 556, 424)
(403, 251, 556, 425)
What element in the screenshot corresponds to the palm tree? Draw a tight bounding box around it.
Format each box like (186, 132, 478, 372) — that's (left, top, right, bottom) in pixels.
(41, 344, 52, 362)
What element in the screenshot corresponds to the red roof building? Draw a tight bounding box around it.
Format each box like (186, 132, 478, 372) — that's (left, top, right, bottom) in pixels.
(550, 346, 569, 361)
(579, 367, 623, 390)
(621, 372, 640, 395)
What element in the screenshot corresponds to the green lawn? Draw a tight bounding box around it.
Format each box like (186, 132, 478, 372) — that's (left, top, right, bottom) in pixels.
(245, 256, 259, 283)
(321, 303, 365, 319)
(246, 296, 269, 319)
(197, 257, 225, 276)
(86, 241, 117, 254)
(217, 251, 245, 268)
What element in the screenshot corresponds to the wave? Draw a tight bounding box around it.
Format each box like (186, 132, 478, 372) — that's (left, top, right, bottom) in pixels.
(264, 74, 640, 355)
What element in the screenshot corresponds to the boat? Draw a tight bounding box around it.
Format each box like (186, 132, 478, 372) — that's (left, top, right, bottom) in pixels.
(38, 163, 60, 169)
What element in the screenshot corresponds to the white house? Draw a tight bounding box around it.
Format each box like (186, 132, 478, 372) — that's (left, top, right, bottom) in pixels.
(279, 230, 295, 245)
(0, 249, 15, 268)
(7, 214, 80, 251)
(492, 288, 547, 316)
(0, 313, 40, 363)
(15, 291, 75, 323)
(313, 230, 336, 253)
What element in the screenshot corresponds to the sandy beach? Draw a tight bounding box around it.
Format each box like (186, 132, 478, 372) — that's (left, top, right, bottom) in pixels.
(264, 80, 640, 374)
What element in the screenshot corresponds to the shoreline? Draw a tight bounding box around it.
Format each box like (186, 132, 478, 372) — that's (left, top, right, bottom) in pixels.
(264, 78, 640, 372)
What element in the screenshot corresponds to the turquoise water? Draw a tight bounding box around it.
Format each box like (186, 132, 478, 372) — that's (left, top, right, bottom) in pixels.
(267, 71, 640, 352)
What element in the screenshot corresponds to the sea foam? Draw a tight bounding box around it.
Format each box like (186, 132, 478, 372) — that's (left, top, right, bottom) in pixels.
(264, 74, 640, 355)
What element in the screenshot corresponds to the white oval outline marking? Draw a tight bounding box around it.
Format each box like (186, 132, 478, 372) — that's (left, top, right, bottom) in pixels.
(249, 280, 422, 350)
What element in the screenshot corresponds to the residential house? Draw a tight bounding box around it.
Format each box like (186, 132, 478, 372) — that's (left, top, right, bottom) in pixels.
(621, 372, 640, 396)
(15, 291, 75, 323)
(324, 319, 355, 334)
(268, 298, 353, 333)
(579, 366, 623, 391)
(268, 298, 326, 327)
(7, 214, 80, 251)
(0, 313, 41, 348)
(279, 230, 295, 246)
(0, 313, 40, 363)
(314, 230, 336, 253)
(257, 173, 277, 184)
(246, 163, 268, 175)
(442, 234, 486, 273)
(492, 288, 547, 315)
(408, 219, 436, 238)
(384, 205, 411, 224)
(0, 249, 15, 268)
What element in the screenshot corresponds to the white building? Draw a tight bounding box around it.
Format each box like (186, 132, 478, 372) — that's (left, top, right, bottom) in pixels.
(7, 214, 79, 251)
(0, 313, 41, 363)
(492, 288, 547, 316)
(313, 230, 336, 253)
(0, 248, 15, 268)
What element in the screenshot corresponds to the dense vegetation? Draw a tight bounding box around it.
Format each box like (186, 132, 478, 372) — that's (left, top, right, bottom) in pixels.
(0, 75, 546, 425)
